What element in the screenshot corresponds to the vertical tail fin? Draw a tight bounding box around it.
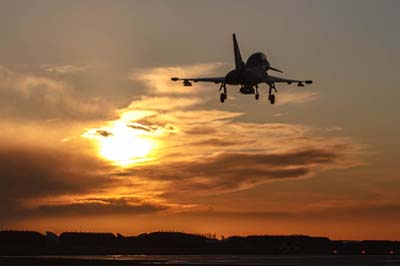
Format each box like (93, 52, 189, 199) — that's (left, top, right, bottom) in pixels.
(233, 33, 244, 70)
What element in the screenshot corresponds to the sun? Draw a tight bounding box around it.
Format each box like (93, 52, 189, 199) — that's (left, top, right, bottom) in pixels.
(84, 121, 156, 167)
(99, 134, 153, 166)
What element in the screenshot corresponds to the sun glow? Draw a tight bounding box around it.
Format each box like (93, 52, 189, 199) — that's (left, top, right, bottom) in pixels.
(83, 121, 156, 167)
(99, 134, 152, 166)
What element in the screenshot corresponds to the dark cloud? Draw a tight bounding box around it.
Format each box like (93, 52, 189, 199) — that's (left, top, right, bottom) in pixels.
(0, 145, 114, 219)
(126, 122, 177, 134)
(96, 129, 113, 137)
(34, 197, 167, 217)
(127, 123, 153, 132)
(176, 203, 400, 223)
(122, 148, 349, 194)
(0, 144, 179, 221)
(184, 126, 217, 135)
(191, 138, 240, 146)
(163, 124, 176, 132)
(134, 116, 160, 126)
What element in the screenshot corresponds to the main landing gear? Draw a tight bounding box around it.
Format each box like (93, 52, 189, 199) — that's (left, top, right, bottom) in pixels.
(268, 94, 275, 104)
(220, 92, 227, 103)
(268, 83, 277, 104)
(219, 83, 276, 104)
(219, 82, 227, 103)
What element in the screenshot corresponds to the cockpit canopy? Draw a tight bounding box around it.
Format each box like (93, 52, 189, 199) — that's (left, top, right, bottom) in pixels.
(246, 52, 269, 67)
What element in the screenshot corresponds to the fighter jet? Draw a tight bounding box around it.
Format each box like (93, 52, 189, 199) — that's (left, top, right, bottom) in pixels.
(171, 34, 313, 104)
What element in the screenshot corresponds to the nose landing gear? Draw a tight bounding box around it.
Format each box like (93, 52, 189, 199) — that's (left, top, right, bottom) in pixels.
(255, 85, 259, 100)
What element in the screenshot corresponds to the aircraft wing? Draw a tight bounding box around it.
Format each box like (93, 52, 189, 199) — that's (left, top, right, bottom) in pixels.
(171, 76, 225, 86)
(266, 75, 313, 86)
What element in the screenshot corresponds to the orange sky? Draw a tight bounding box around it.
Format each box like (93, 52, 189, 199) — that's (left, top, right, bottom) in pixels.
(0, 1, 399, 240)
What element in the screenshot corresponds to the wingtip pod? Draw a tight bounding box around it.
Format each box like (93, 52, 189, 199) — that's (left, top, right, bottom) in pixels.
(305, 80, 313, 84)
(171, 77, 179, 81)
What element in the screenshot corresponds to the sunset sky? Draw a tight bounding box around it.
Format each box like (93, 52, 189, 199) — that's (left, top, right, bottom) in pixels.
(1, 0, 399, 240)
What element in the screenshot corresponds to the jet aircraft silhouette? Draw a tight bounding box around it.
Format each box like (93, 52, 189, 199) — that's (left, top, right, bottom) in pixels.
(171, 34, 313, 104)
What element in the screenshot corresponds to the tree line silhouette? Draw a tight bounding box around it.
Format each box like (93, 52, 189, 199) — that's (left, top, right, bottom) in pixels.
(0, 230, 398, 255)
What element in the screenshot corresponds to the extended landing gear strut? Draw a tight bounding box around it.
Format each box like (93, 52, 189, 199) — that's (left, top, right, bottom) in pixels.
(219, 82, 227, 103)
(268, 83, 277, 104)
(255, 85, 259, 100)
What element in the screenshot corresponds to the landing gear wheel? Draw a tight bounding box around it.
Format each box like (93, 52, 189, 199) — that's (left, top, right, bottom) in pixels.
(269, 94, 275, 104)
(255, 94, 259, 100)
(220, 93, 226, 103)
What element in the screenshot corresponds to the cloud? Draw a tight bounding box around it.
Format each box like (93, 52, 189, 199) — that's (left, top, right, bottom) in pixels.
(325, 127, 343, 132)
(277, 90, 319, 105)
(130, 63, 319, 107)
(194, 202, 400, 222)
(0, 143, 185, 220)
(191, 138, 242, 146)
(0, 65, 114, 121)
(122, 96, 203, 112)
(82, 89, 361, 197)
(34, 197, 167, 217)
(43, 64, 93, 74)
(80, 63, 361, 197)
(123, 146, 358, 194)
(0, 144, 117, 219)
(131, 63, 226, 95)
(127, 123, 154, 132)
(96, 129, 114, 137)
(0, 145, 110, 199)
(0, 63, 363, 223)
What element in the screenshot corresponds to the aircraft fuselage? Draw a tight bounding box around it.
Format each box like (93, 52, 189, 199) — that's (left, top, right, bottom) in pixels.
(225, 52, 270, 88)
